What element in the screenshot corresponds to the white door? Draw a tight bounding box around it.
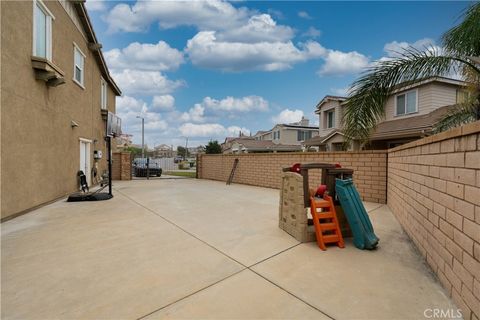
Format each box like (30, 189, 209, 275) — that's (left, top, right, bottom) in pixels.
(79, 141, 91, 186)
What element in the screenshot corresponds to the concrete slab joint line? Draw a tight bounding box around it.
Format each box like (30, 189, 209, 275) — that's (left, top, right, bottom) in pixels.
(116, 188, 336, 320)
(1, 179, 459, 320)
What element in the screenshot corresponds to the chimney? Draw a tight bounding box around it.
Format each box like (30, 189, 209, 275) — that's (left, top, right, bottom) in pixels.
(300, 116, 309, 126)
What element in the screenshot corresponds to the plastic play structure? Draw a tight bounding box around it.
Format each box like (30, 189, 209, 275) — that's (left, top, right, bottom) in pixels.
(335, 179, 379, 250)
(310, 194, 345, 250)
(278, 162, 379, 251)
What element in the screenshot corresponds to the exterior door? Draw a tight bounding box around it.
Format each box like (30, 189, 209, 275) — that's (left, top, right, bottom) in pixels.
(79, 140, 91, 186)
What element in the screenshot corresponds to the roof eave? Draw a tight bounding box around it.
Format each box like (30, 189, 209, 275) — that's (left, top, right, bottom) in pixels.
(74, 2, 122, 96)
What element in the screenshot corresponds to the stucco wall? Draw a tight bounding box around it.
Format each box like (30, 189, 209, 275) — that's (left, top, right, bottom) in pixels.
(198, 151, 388, 204)
(1, 1, 117, 219)
(388, 121, 480, 319)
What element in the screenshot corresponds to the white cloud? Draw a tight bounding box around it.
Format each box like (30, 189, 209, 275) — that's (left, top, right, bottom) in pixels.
(186, 32, 326, 72)
(152, 95, 175, 111)
(217, 14, 294, 43)
(383, 38, 438, 58)
(272, 109, 304, 124)
(104, 0, 251, 33)
(180, 105, 206, 123)
(111, 69, 185, 95)
(116, 95, 147, 114)
(179, 123, 250, 138)
(298, 11, 312, 19)
(85, 0, 107, 12)
(330, 87, 349, 96)
(302, 26, 321, 38)
(179, 123, 226, 137)
(317, 50, 370, 76)
(201, 95, 269, 112)
(226, 126, 250, 137)
(105, 41, 184, 72)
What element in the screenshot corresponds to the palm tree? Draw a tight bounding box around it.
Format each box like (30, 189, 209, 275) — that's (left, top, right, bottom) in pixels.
(343, 3, 480, 146)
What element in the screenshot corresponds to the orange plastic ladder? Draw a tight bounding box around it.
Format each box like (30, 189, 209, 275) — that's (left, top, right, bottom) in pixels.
(310, 195, 345, 250)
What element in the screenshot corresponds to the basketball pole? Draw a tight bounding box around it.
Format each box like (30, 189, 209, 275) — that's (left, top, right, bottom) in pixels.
(107, 135, 112, 196)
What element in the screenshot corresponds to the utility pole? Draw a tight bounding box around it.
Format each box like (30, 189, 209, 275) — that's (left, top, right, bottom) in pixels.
(136, 116, 145, 158)
(185, 137, 189, 160)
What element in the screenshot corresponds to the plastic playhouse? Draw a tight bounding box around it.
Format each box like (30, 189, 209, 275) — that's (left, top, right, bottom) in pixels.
(278, 162, 379, 251)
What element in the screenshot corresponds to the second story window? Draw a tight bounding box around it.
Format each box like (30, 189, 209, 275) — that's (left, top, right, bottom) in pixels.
(73, 44, 85, 87)
(101, 78, 108, 109)
(327, 110, 335, 129)
(297, 130, 313, 141)
(396, 90, 417, 115)
(33, 0, 54, 60)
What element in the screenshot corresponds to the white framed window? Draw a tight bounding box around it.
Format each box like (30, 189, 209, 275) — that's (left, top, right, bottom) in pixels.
(327, 110, 335, 128)
(395, 90, 418, 116)
(33, 0, 54, 60)
(73, 43, 85, 87)
(297, 130, 312, 141)
(101, 78, 108, 109)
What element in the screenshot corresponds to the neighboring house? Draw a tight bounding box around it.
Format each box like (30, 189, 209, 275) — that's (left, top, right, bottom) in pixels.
(1, 0, 121, 220)
(116, 133, 133, 151)
(228, 139, 303, 153)
(187, 146, 205, 156)
(305, 77, 468, 150)
(222, 137, 256, 153)
(236, 117, 319, 153)
(154, 144, 176, 158)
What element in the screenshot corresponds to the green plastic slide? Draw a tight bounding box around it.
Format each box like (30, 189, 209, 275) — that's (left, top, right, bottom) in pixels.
(335, 178, 379, 250)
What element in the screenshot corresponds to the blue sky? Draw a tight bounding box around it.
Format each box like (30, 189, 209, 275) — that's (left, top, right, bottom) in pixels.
(86, 0, 471, 148)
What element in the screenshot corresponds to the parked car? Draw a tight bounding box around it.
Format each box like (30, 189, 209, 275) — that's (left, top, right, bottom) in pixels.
(133, 158, 163, 177)
(174, 156, 183, 163)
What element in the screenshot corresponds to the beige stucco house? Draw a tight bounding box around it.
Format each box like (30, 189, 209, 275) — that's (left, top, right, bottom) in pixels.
(224, 117, 318, 153)
(1, 0, 121, 220)
(305, 77, 468, 150)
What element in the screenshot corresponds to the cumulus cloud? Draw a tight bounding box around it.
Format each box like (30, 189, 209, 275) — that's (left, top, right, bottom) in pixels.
(383, 38, 438, 58)
(298, 11, 312, 19)
(85, 0, 107, 12)
(186, 32, 326, 72)
(201, 95, 269, 112)
(179, 123, 250, 138)
(152, 95, 175, 111)
(302, 26, 321, 38)
(111, 69, 185, 95)
(330, 87, 349, 96)
(180, 105, 206, 123)
(317, 50, 370, 76)
(217, 14, 294, 43)
(104, 0, 251, 33)
(116, 95, 147, 114)
(105, 41, 184, 71)
(272, 109, 304, 124)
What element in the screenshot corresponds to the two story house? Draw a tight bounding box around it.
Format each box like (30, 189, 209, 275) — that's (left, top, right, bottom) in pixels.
(223, 117, 319, 153)
(305, 77, 468, 150)
(1, 0, 121, 220)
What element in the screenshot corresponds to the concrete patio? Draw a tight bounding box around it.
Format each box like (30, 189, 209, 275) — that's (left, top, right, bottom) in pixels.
(1, 178, 457, 319)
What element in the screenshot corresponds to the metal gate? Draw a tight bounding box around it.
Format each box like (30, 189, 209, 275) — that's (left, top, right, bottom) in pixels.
(132, 157, 177, 179)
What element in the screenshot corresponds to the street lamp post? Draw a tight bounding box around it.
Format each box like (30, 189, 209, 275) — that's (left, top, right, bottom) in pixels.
(136, 116, 145, 158)
(184, 136, 189, 160)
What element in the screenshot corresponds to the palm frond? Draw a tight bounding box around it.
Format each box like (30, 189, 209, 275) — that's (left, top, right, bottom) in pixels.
(442, 3, 480, 57)
(342, 48, 477, 143)
(433, 103, 477, 133)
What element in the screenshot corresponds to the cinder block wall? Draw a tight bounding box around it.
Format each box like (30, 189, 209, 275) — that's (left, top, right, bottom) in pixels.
(388, 121, 480, 320)
(198, 151, 387, 203)
(112, 152, 132, 180)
